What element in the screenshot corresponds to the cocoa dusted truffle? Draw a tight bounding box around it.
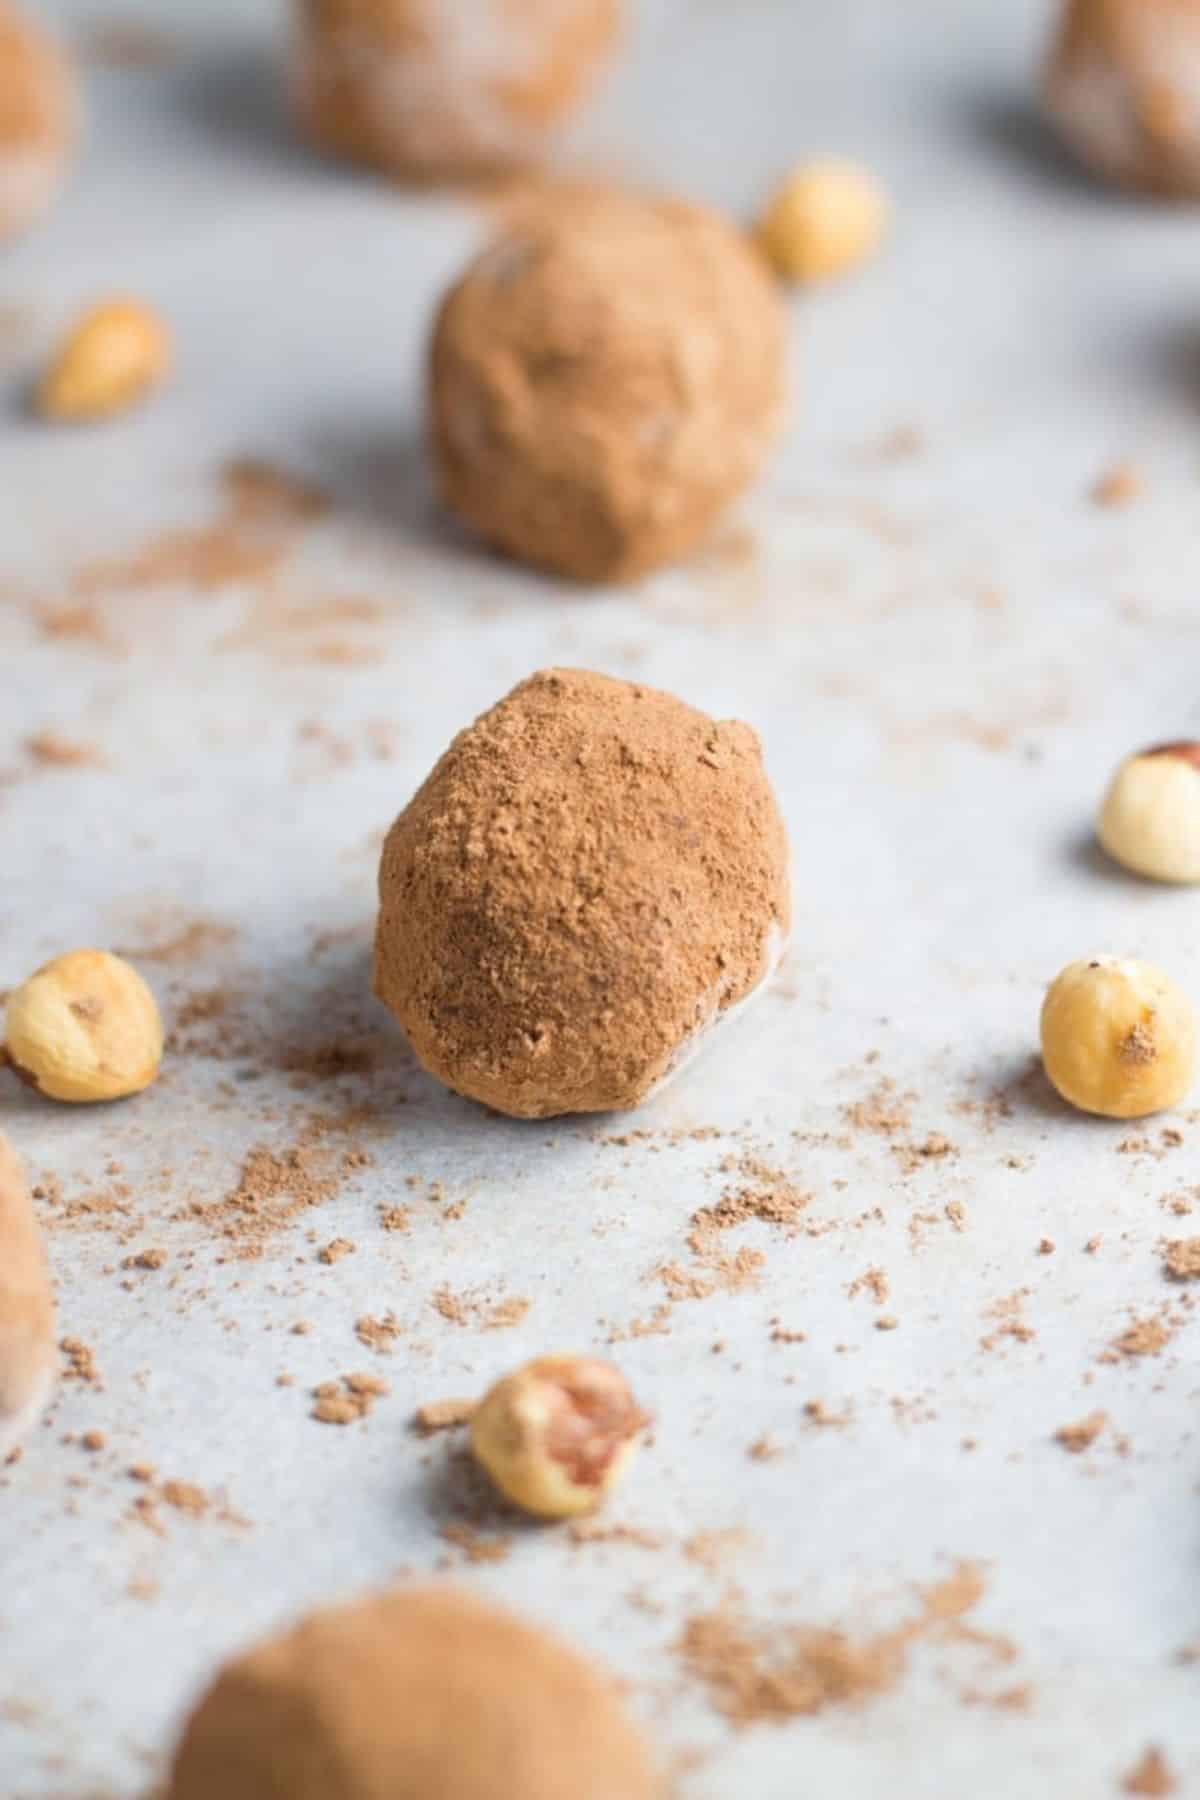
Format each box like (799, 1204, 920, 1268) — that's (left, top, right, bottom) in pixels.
(0, 0, 75, 241)
(429, 187, 787, 582)
(289, 0, 620, 182)
(1044, 0, 1200, 196)
(168, 1585, 661, 1800)
(374, 669, 790, 1118)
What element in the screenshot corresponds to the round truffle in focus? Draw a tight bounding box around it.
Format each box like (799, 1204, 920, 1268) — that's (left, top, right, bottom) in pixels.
(429, 188, 787, 582)
(374, 668, 791, 1118)
(168, 1585, 660, 1800)
(0, 1, 75, 241)
(1044, 0, 1200, 196)
(290, 0, 619, 181)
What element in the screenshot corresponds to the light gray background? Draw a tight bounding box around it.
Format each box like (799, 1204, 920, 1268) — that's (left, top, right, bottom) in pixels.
(3, 1, 1200, 1795)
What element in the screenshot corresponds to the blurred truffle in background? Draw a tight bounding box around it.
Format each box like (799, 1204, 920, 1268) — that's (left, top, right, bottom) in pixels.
(1044, 0, 1200, 196)
(430, 186, 787, 582)
(0, 0, 76, 241)
(289, 0, 621, 182)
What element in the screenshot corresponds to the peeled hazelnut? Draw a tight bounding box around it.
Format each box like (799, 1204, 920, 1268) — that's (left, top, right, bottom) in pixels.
(5, 949, 163, 1103)
(1040, 956, 1195, 1118)
(0, 1, 76, 242)
(756, 157, 889, 284)
(37, 298, 171, 422)
(1098, 742, 1200, 883)
(168, 1584, 661, 1800)
(0, 1132, 55, 1458)
(290, 0, 620, 182)
(471, 1354, 646, 1520)
(1044, 0, 1200, 196)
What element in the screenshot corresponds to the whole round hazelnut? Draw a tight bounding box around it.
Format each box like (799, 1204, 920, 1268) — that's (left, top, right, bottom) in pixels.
(289, 0, 620, 182)
(5, 949, 163, 1104)
(756, 157, 889, 284)
(471, 1354, 646, 1519)
(429, 186, 787, 582)
(373, 668, 791, 1118)
(1098, 742, 1200, 883)
(167, 1584, 661, 1800)
(1040, 956, 1196, 1118)
(1044, 0, 1200, 196)
(0, 0, 76, 241)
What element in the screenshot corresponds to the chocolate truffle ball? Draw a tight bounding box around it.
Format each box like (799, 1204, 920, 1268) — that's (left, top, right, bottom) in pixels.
(0, 1, 75, 241)
(290, 0, 619, 182)
(168, 1585, 661, 1800)
(1044, 0, 1200, 195)
(429, 187, 787, 582)
(374, 668, 791, 1118)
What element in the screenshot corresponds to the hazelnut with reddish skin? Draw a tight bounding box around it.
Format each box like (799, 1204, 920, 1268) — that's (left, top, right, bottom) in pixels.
(471, 1354, 647, 1519)
(1098, 742, 1200, 883)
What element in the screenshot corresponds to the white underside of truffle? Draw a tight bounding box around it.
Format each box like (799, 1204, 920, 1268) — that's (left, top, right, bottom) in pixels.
(0, 149, 62, 240)
(645, 919, 789, 1103)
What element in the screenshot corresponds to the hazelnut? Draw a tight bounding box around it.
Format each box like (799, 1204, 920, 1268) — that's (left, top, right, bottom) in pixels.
(168, 1584, 661, 1799)
(5, 949, 163, 1103)
(1040, 956, 1195, 1118)
(0, 1, 76, 242)
(756, 157, 889, 284)
(37, 298, 171, 422)
(1044, 0, 1200, 196)
(0, 1132, 55, 1458)
(471, 1354, 646, 1520)
(290, 0, 620, 182)
(1098, 742, 1200, 883)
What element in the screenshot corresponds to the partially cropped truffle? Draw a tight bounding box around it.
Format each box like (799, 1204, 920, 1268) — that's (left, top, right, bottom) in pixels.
(168, 1584, 661, 1800)
(430, 187, 787, 582)
(290, 0, 620, 182)
(1044, 0, 1200, 196)
(0, 0, 75, 241)
(0, 1133, 55, 1459)
(374, 669, 790, 1118)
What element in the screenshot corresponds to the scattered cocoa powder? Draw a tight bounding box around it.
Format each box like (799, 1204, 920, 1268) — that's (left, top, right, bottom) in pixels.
(1163, 1238, 1200, 1281)
(312, 1372, 390, 1424)
(413, 1397, 476, 1435)
(162, 1480, 209, 1518)
(1054, 1411, 1107, 1453)
(438, 1522, 514, 1565)
(60, 1337, 100, 1384)
(1110, 1317, 1171, 1359)
(430, 1286, 530, 1330)
(25, 730, 102, 768)
(1123, 1746, 1176, 1796)
(122, 1247, 167, 1271)
(317, 1237, 356, 1265)
(355, 1313, 402, 1354)
(186, 1142, 340, 1258)
(843, 1080, 913, 1137)
(677, 1562, 990, 1727)
(1093, 464, 1142, 508)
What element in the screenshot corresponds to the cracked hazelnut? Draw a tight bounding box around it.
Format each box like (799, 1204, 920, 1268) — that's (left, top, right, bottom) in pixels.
(756, 157, 889, 284)
(471, 1354, 646, 1519)
(5, 949, 163, 1103)
(1099, 742, 1200, 883)
(1041, 956, 1195, 1118)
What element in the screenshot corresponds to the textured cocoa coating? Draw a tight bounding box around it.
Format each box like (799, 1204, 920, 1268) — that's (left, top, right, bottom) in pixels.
(0, 0, 76, 240)
(430, 187, 787, 582)
(291, 0, 620, 181)
(168, 1584, 661, 1800)
(374, 669, 790, 1118)
(1045, 0, 1200, 197)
